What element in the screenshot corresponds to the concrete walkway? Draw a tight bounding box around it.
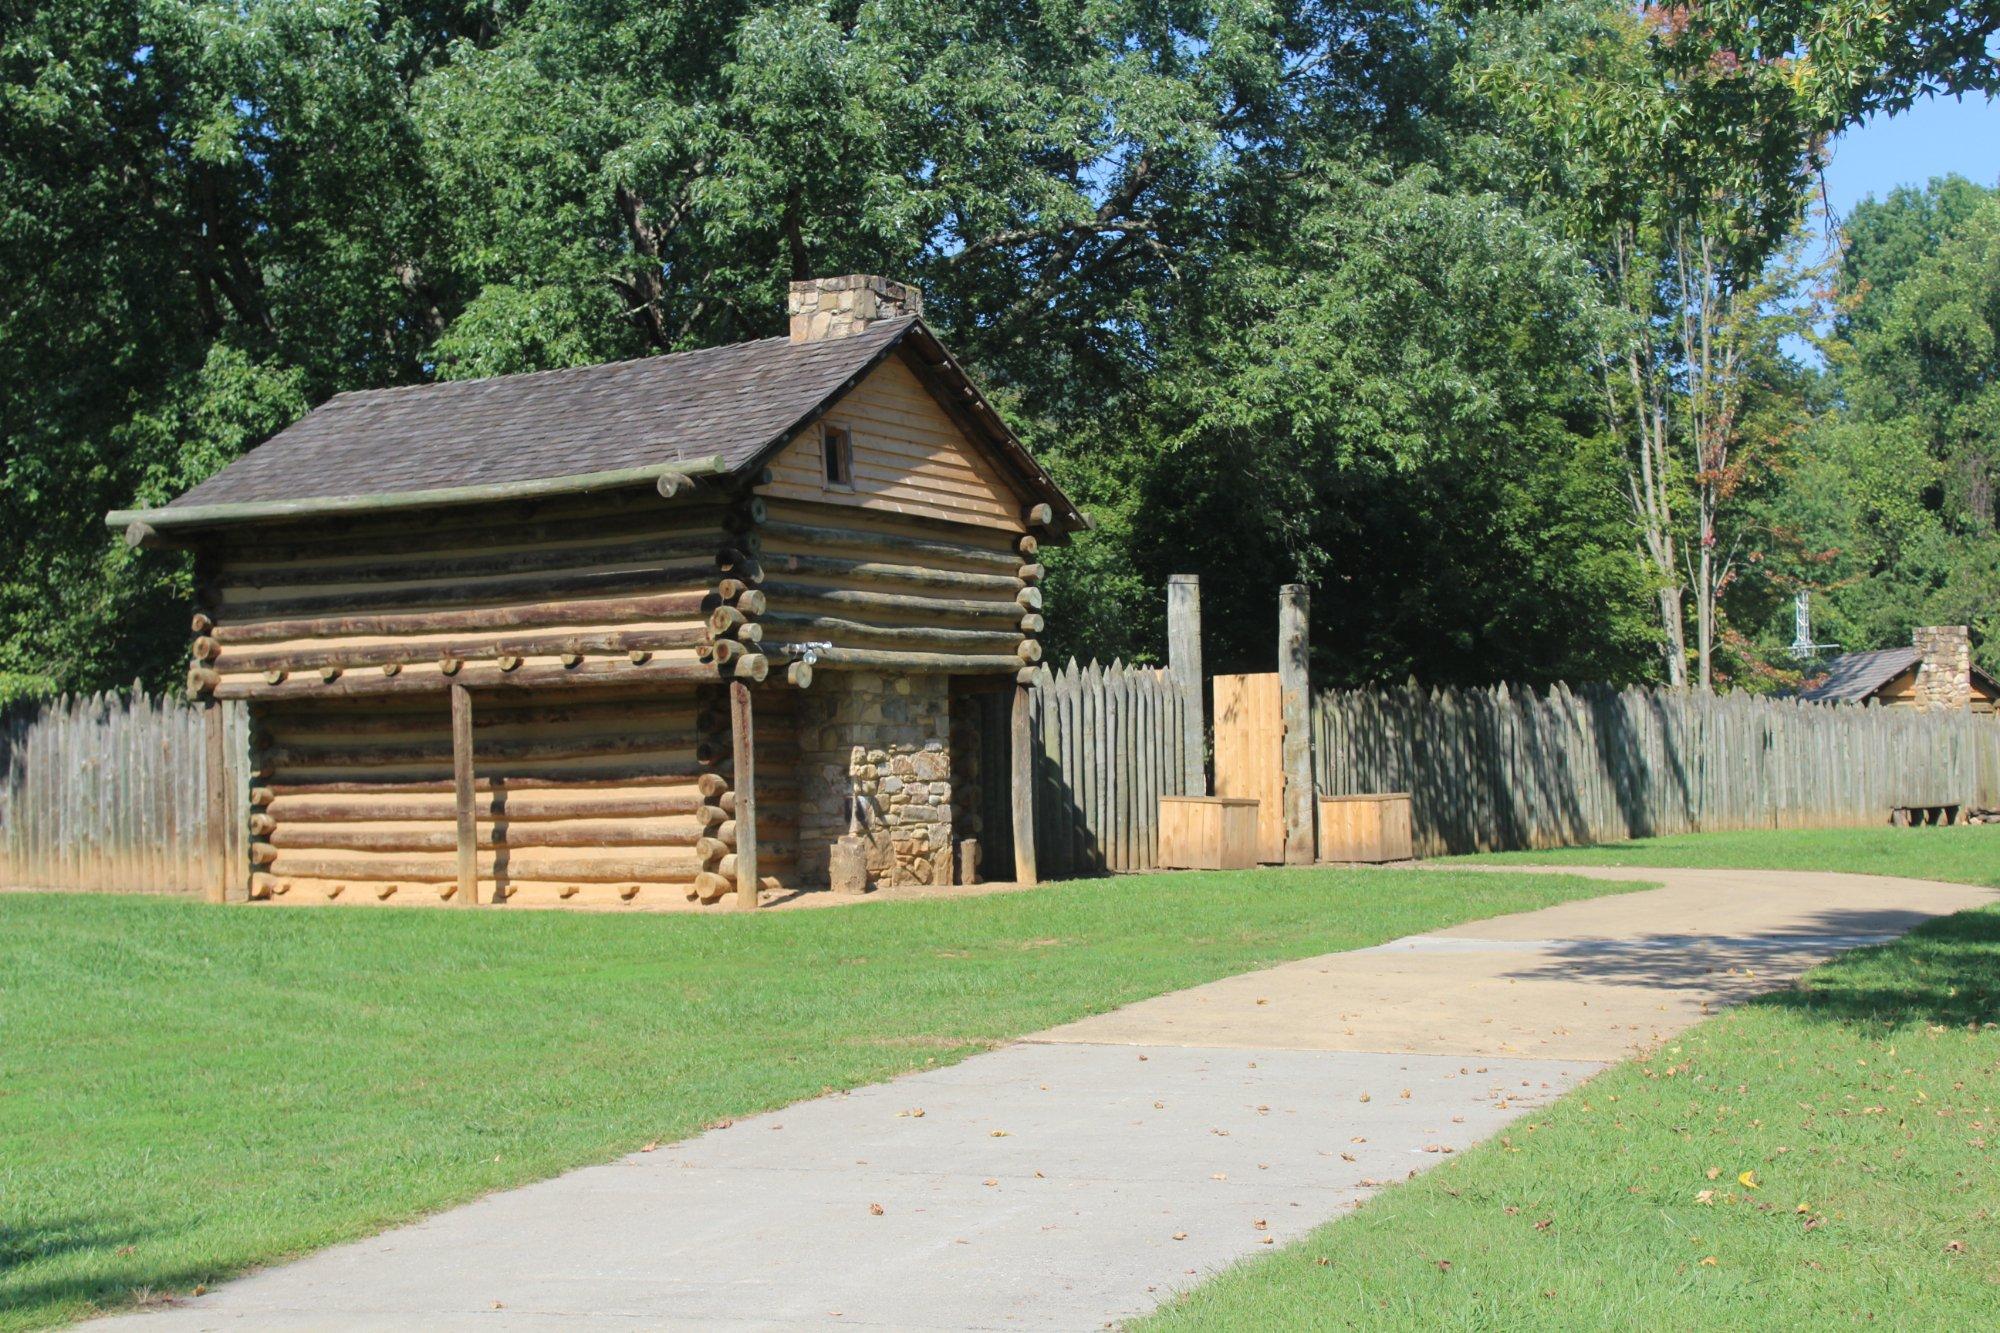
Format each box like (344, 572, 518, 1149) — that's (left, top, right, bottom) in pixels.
(95, 866, 1995, 1331)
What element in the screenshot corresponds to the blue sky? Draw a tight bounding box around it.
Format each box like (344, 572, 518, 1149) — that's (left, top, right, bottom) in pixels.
(1821, 94, 2000, 223)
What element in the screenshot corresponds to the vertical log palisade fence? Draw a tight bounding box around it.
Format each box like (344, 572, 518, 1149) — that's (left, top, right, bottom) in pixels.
(3, 676, 1994, 895)
(1315, 681, 2000, 858)
(0, 691, 251, 894)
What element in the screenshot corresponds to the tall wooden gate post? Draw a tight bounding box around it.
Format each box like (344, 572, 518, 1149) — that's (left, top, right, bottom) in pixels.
(1278, 584, 1314, 864)
(450, 682, 479, 905)
(729, 680, 759, 911)
(1011, 682, 1037, 885)
(1168, 574, 1206, 795)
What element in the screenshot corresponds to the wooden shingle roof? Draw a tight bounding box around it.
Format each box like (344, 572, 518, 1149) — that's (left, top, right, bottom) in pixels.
(1798, 647, 1921, 701)
(112, 318, 1082, 534)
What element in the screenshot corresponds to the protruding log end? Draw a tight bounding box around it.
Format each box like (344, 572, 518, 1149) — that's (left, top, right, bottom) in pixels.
(123, 520, 162, 549)
(1023, 502, 1054, 527)
(696, 771, 729, 799)
(736, 589, 768, 617)
(264, 669, 287, 686)
(381, 661, 401, 676)
(191, 612, 214, 635)
(1019, 613, 1045, 634)
(733, 653, 769, 682)
(737, 622, 764, 644)
(1017, 563, 1045, 582)
(710, 605, 746, 635)
(319, 665, 342, 683)
(1017, 534, 1039, 558)
(186, 665, 220, 696)
(1016, 666, 1039, 685)
(787, 660, 814, 689)
(710, 638, 742, 665)
(1017, 639, 1043, 663)
(694, 871, 731, 903)
(1016, 586, 1044, 611)
(656, 470, 695, 498)
(439, 655, 463, 676)
(249, 843, 279, 866)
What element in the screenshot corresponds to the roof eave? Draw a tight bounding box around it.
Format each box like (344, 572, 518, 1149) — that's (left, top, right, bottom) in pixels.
(104, 455, 730, 543)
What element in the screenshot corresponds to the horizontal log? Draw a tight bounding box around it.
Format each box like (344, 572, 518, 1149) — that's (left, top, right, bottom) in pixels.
(214, 656, 727, 701)
(767, 644, 1026, 673)
(210, 493, 733, 560)
(218, 626, 708, 675)
(759, 519, 1018, 570)
(269, 820, 721, 852)
(267, 790, 707, 823)
(266, 729, 704, 770)
(231, 532, 726, 590)
(760, 582, 1024, 623)
(758, 552, 1021, 594)
(266, 852, 711, 884)
(214, 592, 714, 646)
(222, 562, 720, 618)
(758, 611, 1021, 653)
(262, 768, 770, 796)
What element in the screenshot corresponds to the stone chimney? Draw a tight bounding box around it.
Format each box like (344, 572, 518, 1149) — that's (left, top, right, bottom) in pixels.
(1912, 625, 1973, 712)
(788, 275, 923, 342)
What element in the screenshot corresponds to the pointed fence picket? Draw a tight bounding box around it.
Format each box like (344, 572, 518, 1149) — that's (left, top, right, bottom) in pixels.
(1024, 659, 1194, 877)
(1312, 681, 2000, 859)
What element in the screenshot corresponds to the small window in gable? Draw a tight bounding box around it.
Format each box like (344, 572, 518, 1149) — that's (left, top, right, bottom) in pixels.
(822, 424, 854, 489)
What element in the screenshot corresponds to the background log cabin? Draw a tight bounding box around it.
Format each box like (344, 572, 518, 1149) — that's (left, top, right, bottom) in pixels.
(107, 275, 1085, 910)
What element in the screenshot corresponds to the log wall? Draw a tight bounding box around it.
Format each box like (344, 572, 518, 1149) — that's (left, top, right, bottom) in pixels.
(194, 489, 736, 702)
(250, 682, 797, 908)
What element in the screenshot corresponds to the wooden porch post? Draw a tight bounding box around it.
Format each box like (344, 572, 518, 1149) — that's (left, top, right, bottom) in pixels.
(1011, 682, 1037, 885)
(451, 682, 479, 905)
(729, 680, 759, 910)
(1279, 583, 1314, 864)
(1168, 574, 1206, 795)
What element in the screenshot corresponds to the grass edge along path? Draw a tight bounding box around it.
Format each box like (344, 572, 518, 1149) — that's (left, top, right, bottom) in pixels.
(1143, 842, 2000, 1329)
(1449, 824, 2000, 889)
(0, 866, 1638, 1331)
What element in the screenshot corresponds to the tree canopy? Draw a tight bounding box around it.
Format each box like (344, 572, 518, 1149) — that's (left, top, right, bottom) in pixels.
(1, 0, 1991, 699)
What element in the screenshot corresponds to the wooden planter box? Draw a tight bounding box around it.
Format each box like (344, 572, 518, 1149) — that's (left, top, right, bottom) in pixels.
(1158, 797, 1260, 870)
(1318, 793, 1413, 863)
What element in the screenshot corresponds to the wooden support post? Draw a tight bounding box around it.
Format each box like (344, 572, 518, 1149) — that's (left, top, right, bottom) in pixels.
(1167, 574, 1206, 796)
(1278, 583, 1314, 864)
(729, 680, 759, 911)
(204, 701, 227, 904)
(1011, 682, 1038, 885)
(451, 682, 478, 905)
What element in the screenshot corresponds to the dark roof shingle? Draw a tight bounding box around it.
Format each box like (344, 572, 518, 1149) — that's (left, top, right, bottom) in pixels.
(168, 319, 916, 511)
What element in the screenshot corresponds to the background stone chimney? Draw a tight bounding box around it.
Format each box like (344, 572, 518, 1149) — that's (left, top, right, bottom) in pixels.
(1912, 625, 1973, 712)
(788, 275, 922, 342)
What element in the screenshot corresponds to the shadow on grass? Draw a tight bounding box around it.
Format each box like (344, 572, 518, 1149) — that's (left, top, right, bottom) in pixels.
(0, 1214, 212, 1326)
(1488, 904, 2000, 1031)
(1749, 906, 2000, 1030)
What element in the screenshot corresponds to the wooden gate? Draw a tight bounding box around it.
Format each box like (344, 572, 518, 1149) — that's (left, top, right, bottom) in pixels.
(1212, 673, 1285, 863)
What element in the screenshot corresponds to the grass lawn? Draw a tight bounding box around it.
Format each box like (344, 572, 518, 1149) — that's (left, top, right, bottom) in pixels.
(1144, 831, 2000, 1329)
(1452, 824, 2000, 888)
(0, 866, 1629, 1331)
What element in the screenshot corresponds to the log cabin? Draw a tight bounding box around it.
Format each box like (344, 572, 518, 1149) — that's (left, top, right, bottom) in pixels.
(106, 275, 1085, 910)
(1800, 625, 1998, 716)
